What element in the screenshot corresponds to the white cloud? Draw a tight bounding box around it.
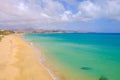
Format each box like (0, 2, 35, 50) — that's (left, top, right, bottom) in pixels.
(61, 10, 73, 21)
(0, 0, 65, 28)
(78, 0, 101, 19)
(104, 0, 120, 20)
(0, 0, 120, 29)
(77, 0, 120, 21)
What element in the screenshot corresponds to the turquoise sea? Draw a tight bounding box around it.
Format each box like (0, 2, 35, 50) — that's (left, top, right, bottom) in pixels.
(24, 33, 120, 80)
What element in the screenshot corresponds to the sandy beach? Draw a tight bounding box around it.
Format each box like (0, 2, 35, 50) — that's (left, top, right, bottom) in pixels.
(0, 34, 53, 80)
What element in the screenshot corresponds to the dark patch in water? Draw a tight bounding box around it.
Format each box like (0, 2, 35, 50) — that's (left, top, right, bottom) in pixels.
(99, 76, 108, 80)
(80, 67, 92, 70)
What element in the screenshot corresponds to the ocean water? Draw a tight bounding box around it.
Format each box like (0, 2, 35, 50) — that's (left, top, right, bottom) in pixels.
(24, 33, 120, 80)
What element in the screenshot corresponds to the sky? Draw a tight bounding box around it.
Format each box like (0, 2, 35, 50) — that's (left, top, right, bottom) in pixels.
(0, 0, 120, 32)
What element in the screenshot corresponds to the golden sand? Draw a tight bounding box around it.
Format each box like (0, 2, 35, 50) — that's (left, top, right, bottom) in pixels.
(0, 35, 53, 80)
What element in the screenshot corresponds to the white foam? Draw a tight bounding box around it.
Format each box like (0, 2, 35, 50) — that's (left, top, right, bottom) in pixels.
(21, 36, 58, 80)
(30, 42, 33, 45)
(30, 43, 58, 80)
(39, 57, 58, 80)
(46, 68, 58, 80)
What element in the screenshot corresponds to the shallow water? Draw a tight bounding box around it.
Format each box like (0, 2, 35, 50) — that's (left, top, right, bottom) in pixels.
(24, 33, 120, 80)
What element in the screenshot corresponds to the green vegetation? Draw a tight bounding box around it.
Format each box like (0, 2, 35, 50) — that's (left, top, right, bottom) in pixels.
(99, 76, 108, 80)
(0, 30, 14, 35)
(0, 36, 3, 41)
(0, 30, 14, 41)
(0, 37, 2, 41)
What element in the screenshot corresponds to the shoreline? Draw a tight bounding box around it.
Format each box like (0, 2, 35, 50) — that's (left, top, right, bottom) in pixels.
(21, 35, 58, 80)
(22, 33, 99, 80)
(0, 34, 53, 80)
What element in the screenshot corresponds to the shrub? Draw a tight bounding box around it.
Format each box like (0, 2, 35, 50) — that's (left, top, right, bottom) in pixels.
(0, 30, 14, 35)
(99, 76, 108, 80)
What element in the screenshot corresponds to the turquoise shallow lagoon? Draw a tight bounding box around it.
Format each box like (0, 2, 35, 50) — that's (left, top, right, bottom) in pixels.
(24, 33, 120, 80)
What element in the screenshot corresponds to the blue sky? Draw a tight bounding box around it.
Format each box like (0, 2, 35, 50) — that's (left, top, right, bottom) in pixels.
(44, 19, 120, 33)
(0, 0, 120, 32)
